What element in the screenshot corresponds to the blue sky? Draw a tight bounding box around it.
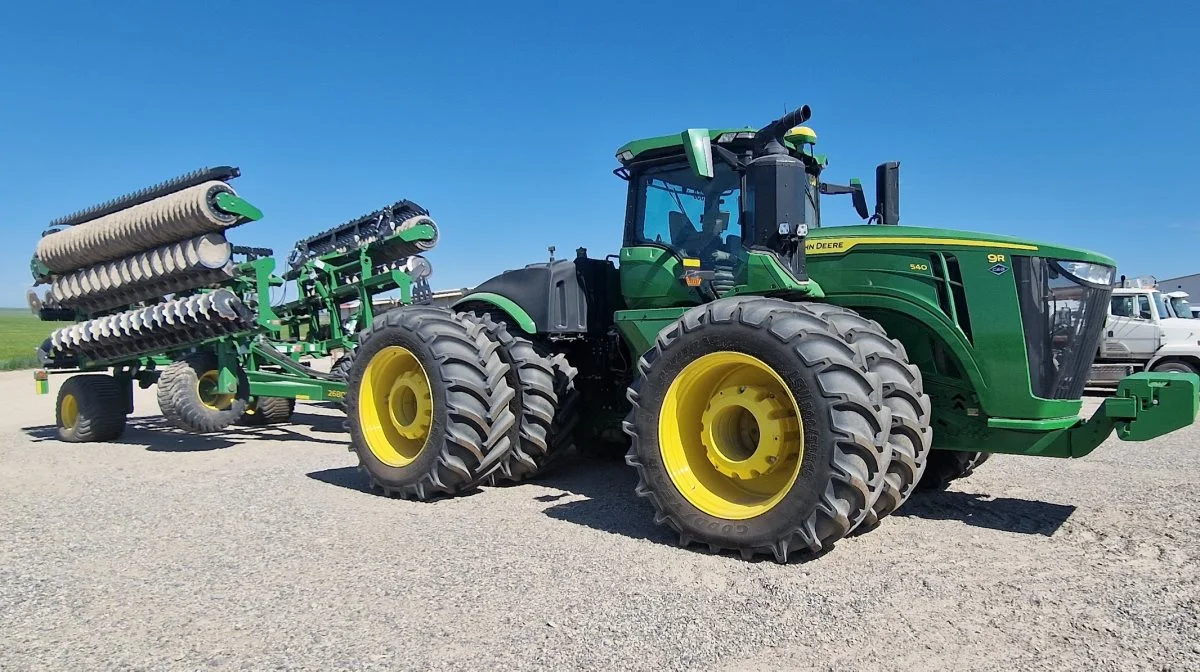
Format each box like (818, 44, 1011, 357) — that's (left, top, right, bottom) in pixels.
(1, 0, 1197, 307)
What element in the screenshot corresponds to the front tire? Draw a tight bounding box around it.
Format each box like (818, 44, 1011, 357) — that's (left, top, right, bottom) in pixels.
(802, 304, 932, 529)
(1151, 360, 1198, 375)
(346, 306, 517, 499)
(625, 297, 890, 562)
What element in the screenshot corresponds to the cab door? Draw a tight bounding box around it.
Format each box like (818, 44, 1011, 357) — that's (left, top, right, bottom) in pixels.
(1103, 293, 1160, 358)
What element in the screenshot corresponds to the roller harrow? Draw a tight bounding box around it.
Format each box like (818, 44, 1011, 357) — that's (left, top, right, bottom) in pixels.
(285, 199, 437, 270)
(28, 167, 443, 442)
(47, 234, 235, 312)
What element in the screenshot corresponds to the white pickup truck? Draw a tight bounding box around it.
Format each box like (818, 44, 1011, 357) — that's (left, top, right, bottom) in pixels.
(1089, 285, 1200, 385)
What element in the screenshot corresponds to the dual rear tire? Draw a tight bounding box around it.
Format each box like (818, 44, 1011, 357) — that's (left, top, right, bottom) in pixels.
(625, 297, 932, 561)
(344, 306, 580, 498)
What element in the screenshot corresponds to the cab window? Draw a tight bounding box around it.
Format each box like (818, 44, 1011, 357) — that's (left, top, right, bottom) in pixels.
(630, 162, 741, 268)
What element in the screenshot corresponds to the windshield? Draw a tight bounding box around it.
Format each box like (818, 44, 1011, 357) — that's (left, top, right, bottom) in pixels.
(1151, 291, 1170, 320)
(1169, 296, 1194, 319)
(632, 162, 742, 269)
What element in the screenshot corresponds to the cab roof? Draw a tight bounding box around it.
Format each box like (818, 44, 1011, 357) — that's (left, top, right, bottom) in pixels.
(615, 128, 753, 163)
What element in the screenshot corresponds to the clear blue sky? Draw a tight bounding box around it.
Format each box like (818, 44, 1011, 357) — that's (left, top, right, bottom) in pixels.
(2, 0, 1197, 307)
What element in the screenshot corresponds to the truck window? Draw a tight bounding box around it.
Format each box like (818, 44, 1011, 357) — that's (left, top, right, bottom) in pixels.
(1138, 295, 1152, 320)
(1111, 296, 1136, 317)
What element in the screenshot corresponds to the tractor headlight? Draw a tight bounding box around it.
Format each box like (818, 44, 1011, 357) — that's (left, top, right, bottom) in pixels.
(1056, 260, 1115, 287)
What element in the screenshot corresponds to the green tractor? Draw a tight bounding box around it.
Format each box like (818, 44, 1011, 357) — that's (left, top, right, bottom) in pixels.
(344, 105, 1198, 561)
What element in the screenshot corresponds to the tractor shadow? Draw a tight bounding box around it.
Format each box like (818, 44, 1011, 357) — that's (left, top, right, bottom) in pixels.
(534, 449, 837, 563)
(535, 451, 669, 543)
(20, 409, 348, 453)
(304, 465, 489, 501)
(306, 466, 370, 493)
(896, 489, 1077, 536)
(536, 447, 1076, 554)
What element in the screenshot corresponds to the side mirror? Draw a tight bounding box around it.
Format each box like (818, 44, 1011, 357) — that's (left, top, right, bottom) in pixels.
(875, 161, 900, 225)
(682, 128, 715, 179)
(850, 178, 869, 220)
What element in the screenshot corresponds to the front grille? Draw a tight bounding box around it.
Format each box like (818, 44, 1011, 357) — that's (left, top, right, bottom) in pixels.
(1014, 257, 1113, 399)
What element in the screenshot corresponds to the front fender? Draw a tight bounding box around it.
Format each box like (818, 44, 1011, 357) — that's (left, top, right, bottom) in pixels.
(452, 292, 537, 334)
(1147, 343, 1200, 370)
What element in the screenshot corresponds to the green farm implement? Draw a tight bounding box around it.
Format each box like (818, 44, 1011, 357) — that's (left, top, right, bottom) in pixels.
(340, 105, 1199, 561)
(30, 167, 439, 439)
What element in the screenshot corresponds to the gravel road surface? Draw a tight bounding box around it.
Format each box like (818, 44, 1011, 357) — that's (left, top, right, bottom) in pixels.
(2, 368, 1197, 671)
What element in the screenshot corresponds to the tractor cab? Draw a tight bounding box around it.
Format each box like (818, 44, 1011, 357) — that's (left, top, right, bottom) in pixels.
(615, 106, 896, 311)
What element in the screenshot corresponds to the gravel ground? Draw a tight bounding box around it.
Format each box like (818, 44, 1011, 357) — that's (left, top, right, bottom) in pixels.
(2, 368, 1198, 671)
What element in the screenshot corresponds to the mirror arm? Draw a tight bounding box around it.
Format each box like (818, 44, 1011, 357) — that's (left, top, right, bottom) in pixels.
(819, 182, 854, 195)
(712, 144, 745, 172)
(819, 181, 871, 220)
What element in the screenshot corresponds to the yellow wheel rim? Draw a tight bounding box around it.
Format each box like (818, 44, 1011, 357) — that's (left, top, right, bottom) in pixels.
(359, 346, 434, 467)
(61, 393, 79, 429)
(659, 351, 804, 520)
(197, 370, 236, 411)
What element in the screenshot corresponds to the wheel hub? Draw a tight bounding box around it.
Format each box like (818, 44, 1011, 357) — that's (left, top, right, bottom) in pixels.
(387, 370, 433, 440)
(61, 393, 79, 429)
(657, 350, 806, 520)
(359, 346, 434, 468)
(197, 371, 235, 411)
(700, 384, 796, 479)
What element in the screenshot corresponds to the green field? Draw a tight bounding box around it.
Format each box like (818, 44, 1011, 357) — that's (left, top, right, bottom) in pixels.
(0, 309, 69, 371)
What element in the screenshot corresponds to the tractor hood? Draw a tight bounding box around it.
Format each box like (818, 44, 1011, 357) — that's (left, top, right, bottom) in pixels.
(805, 225, 1116, 267)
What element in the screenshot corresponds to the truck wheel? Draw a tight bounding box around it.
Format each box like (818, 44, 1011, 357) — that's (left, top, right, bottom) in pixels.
(157, 353, 249, 433)
(236, 397, 296, 426)
(802, 304, 932, 530)
(918, 450, 990, 490)
(346, 306, 517, 499)
(458, 311, 577, 484)
(56, 374, 127, 443)
(625, 297, 890, 562)
(1151, 360, 1198, 375)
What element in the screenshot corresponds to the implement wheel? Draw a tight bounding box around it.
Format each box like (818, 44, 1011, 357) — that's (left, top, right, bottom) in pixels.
(236, 397, 296, 426)
(625, 297, 889, 562)
(346, 306, 517, 499)
(157, 352, 249, 433)
(56, 374, 127, 443)
(330, 350, 356, 410)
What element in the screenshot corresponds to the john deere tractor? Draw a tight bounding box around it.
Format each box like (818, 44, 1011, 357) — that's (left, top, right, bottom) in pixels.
(344, 105, 1198, 561)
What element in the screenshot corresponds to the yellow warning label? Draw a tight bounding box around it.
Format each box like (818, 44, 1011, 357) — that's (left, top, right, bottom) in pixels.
(682, 258, 701, 268)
